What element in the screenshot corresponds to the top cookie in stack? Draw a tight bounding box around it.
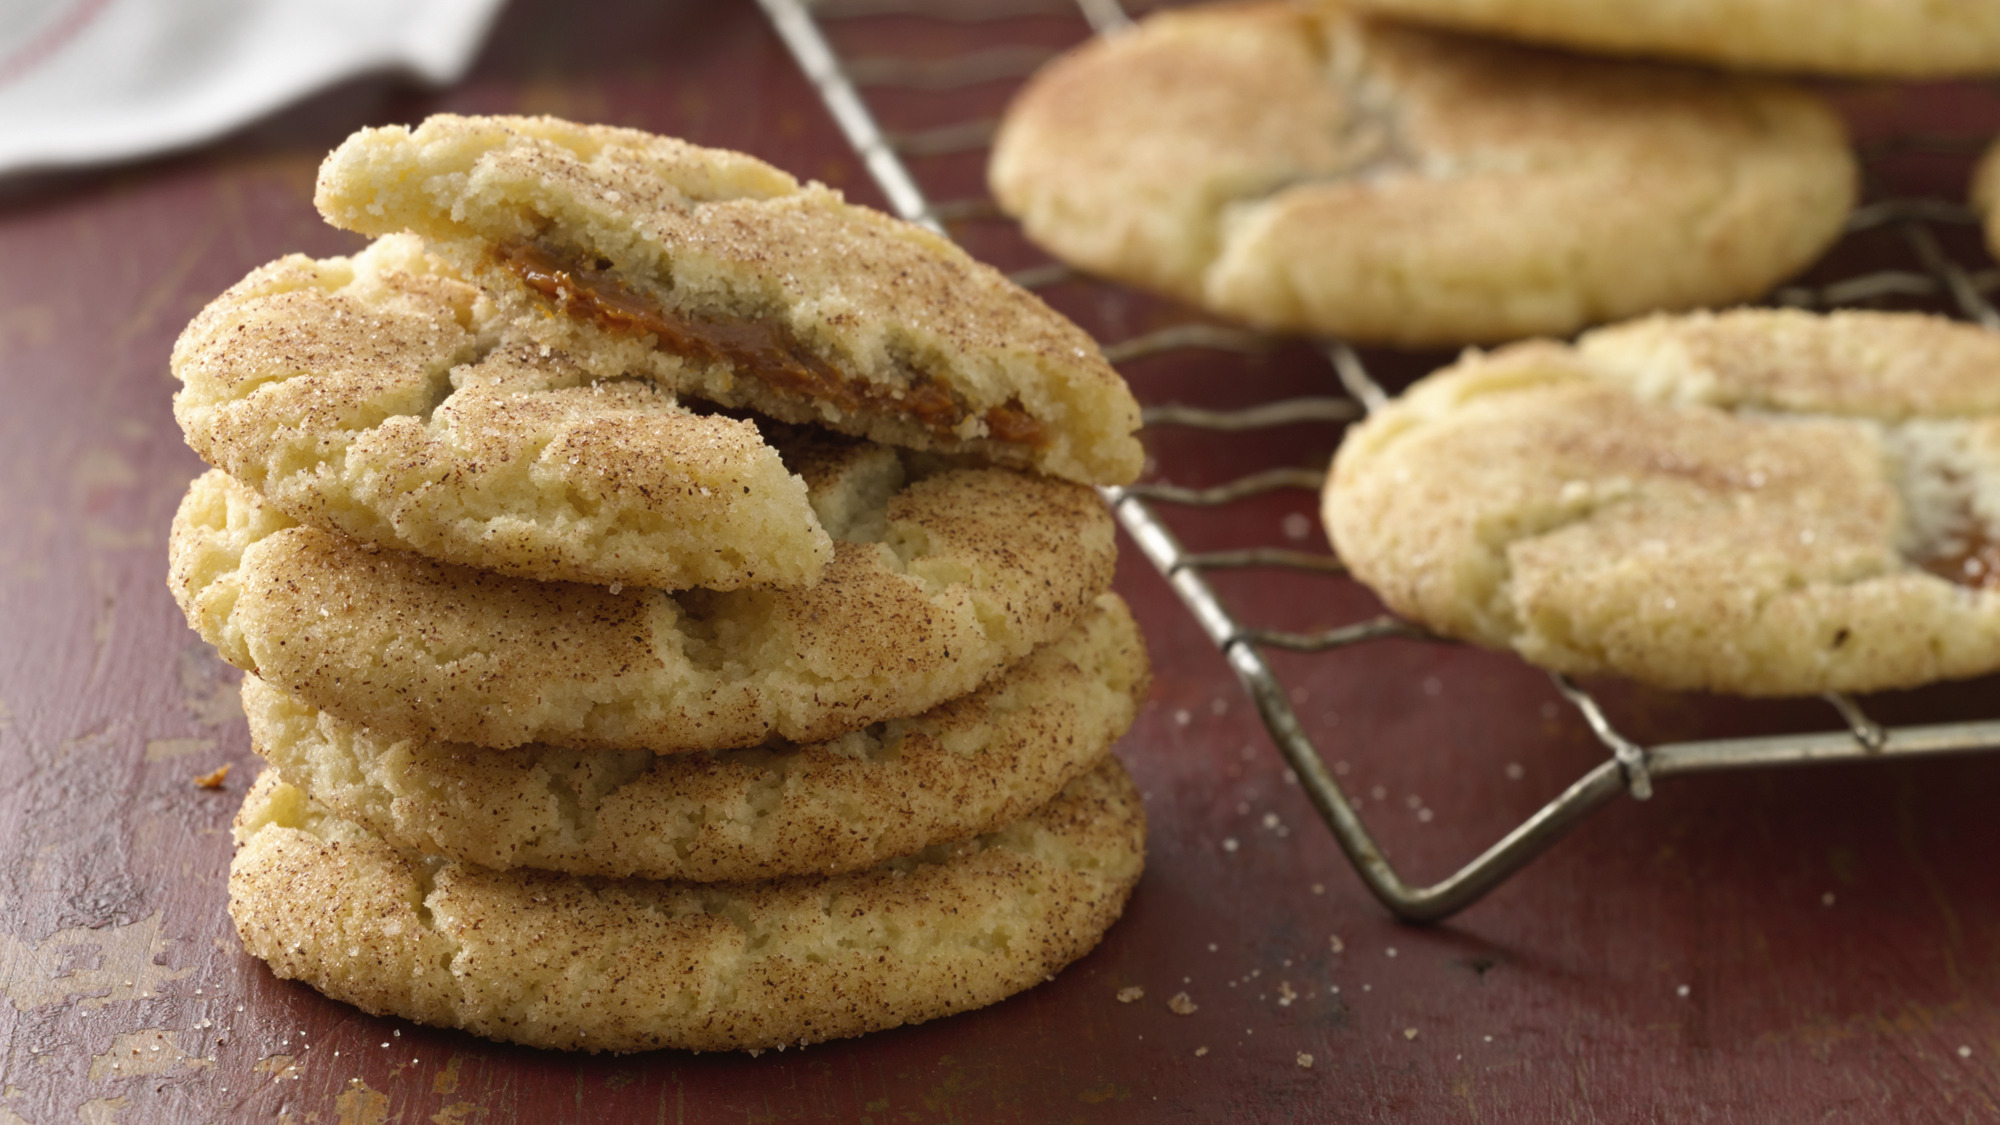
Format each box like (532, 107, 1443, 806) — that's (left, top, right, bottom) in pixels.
(166, 115, 1151, 1053)
(318, 114, 1143, 491)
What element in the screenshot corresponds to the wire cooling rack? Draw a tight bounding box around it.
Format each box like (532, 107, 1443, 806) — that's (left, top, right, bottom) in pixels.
(758, 0, 2000, 922)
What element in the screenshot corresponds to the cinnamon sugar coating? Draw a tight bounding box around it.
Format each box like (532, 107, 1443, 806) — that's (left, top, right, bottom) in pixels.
(990, 0, 1854, 346)
(229, 757, 1146, 1053)
(316, 115, 1142, 486)
(1327, 309, 2000, 695)
(243, 593, 1148, 881)
(173, 235, 829, 590)
(169, 436, 1115, 751)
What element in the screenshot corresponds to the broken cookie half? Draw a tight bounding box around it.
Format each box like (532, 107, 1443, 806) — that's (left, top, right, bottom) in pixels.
(315, 114, 1144, 487)
(174, 234, 832, 591)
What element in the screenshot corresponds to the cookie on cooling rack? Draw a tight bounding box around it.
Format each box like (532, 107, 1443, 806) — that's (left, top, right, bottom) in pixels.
(173, 234, 831, 591)
(988, 1, 1854, 347)
(1974, 139, 2000, 266)
(230, 757, 1145, 1053)
(1345, 0, 2000, 78)
(242, 592, 1147, 881)
(169, 429, 1115, 752)
(1325, 308, 2000, 696)
(313, 114, 1142, 487)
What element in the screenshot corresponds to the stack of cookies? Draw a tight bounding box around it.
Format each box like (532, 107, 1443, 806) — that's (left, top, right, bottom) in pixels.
(166, 116, 1150, 1052)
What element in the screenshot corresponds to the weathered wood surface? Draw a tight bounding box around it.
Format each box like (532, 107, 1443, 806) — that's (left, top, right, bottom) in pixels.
(2, 2, 1999, 1121)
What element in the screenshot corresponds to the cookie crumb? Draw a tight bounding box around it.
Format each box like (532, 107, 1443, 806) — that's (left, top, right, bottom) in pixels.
(1296, 1052, 1313, 1069)
(193, 763, 231, 789)
(1328, 935, 1344, 954)
(1403, 1028, 1419, 1041)
(1194, 1047, 1208, 1057)
(1117, 986, 1145, 1003)
(1168, 992, 1198, 1016)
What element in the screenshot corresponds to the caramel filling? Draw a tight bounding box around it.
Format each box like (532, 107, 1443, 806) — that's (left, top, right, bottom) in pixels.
(1922, 535, 2000, 590)
(498, 244, 1045, 447)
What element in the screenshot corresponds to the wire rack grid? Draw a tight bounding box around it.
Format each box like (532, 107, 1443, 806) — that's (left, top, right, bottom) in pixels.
(758, 0, 2000, 923)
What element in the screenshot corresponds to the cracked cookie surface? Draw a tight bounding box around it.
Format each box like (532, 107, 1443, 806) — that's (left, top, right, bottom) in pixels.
(1349, 0, 2000, 78)
(173, 234, 829, 590)
(314, 114, 1143, 486)
(228, 757, 1145, 1053)
(243, 593, 1147, 881)
(169, 432, 1115, 751)
(1325, 309, 2000, 695)
(989, 0, 1854, 347)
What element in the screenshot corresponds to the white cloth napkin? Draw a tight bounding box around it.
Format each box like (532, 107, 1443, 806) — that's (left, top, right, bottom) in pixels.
(0, 0, 507, 176)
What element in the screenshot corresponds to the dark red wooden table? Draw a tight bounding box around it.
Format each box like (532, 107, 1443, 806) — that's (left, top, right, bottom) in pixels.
(4, 2, 2000, 1121)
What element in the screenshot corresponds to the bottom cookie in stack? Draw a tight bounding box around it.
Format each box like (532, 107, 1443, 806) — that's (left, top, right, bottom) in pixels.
(230, 758, 1144, 1053)
(226, 597, 1150, 1052)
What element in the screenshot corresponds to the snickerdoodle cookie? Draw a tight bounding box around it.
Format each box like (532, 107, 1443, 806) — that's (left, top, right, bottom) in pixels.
(174, 234, 830, 591)
(314, 114, 1142, 486)
(1326, 309, 2000, 695)
(169, 433, 1114, 751)
(1349, 0, 2000, 78)
(243, 593, 1147, 881)
(229, 757, 1145, 1052)
(989, 1, 1854, 347)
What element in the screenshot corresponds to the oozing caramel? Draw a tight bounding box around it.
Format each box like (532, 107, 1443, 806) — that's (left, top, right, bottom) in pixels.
(498, 244, 1046, 447)
(1922, 535, 2000, 590)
